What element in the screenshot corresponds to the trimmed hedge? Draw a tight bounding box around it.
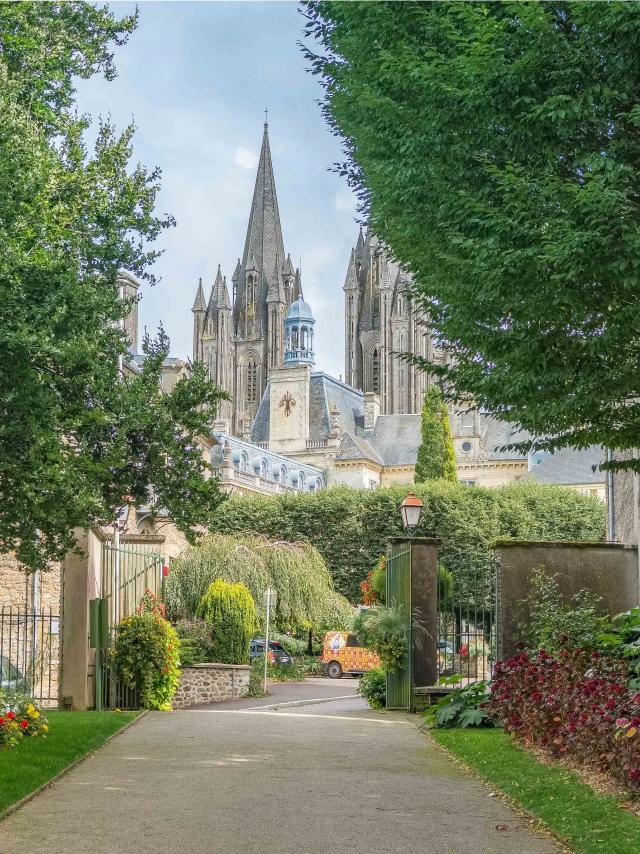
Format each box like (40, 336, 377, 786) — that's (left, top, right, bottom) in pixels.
(197, 579, 255, 665)
(208, 481, 606, 601)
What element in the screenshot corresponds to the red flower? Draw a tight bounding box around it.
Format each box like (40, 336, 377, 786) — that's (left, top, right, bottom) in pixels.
(0, 717, 5, 726)
(20, 719, 28, 729)
(6, 711, 14, 720)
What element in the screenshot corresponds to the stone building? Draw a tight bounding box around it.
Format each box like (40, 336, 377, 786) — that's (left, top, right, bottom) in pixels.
(343, 230, 441, 415)
(192, 120, 303, 438)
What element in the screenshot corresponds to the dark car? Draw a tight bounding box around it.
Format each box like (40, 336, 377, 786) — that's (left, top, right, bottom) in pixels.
(249, 638, 292, 667)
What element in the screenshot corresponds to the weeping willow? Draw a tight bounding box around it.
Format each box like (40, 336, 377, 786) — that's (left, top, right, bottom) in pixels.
(165, 533, 353, 631)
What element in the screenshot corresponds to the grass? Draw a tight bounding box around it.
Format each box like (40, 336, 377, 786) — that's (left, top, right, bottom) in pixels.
(432, 728, 640, 854)
(0, 711, 139, 814)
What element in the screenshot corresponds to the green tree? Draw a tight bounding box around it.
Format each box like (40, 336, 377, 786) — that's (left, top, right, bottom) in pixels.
(415, 386, 457, 483)
(197, 579, 256, 665)
(302, 2, 640, 471)
(0, 4, 227, 569)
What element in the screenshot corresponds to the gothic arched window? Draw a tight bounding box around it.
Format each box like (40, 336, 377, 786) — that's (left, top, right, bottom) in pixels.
(246, 360, 257, 403)
(372, 348, 380, 395)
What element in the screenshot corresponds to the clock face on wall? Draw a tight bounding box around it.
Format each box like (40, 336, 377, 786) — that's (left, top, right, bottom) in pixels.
(280, 391, 296, 417)
(461, 441, 472, 453)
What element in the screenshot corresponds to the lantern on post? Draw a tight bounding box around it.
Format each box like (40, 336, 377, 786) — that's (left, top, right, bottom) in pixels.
(400, 492, 424, 532)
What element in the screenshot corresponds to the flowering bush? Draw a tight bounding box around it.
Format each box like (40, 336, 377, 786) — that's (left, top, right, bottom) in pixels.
(358, 667, 386, 709)
(113, 599, 180, 710)
(490, 648, 640, 793)
(0, 691, 48, 749)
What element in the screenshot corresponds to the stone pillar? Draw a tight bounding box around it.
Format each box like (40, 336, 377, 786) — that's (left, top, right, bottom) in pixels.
(60, 529, 102, 711)
(409, 538, 439, 689)
(364, 392, 380, 431)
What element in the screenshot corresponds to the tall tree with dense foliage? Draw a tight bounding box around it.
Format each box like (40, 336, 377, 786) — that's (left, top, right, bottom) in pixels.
(302, 1, 640, 470)
(0, 3, 227, 569)
(414, 386, 457, 483)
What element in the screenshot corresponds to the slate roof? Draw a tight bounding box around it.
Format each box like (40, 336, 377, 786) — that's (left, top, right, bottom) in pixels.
(528, 445, 606, 485)
(359, 414, 422, 466)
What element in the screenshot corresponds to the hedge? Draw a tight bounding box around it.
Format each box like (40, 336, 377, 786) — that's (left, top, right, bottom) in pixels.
(207, 482, 606, 601)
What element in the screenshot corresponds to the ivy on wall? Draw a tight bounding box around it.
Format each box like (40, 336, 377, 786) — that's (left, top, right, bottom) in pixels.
(208, 482, 606, 602)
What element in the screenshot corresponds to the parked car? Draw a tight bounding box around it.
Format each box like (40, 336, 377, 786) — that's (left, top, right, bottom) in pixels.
(0, 655, 27, 692)
(249, 638, 292, 667)
(321, 631, 381, 679)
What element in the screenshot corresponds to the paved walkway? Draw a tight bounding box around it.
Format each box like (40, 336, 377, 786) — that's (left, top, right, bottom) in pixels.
(0, 681, 559, 854)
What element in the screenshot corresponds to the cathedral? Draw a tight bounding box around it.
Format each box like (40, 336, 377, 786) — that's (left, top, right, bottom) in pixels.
(189, 121, 605, 499)
(191, 120, 303, 438)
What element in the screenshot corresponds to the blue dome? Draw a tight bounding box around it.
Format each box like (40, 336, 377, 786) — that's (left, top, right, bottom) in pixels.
(286, 298, 314, 322)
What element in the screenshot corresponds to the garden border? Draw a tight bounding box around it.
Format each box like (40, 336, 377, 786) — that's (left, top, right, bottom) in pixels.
(424, 727, 572, 852)
(0, 711, 145, 823)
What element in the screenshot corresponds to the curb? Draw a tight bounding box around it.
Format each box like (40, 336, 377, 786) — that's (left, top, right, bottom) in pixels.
(240, 694, 358, 711)
(0, 710, 147, 824)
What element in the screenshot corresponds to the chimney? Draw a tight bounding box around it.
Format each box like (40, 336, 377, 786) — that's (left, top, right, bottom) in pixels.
(364, 392, 380, 431)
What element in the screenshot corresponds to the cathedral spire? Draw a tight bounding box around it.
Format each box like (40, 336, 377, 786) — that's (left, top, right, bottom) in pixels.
(192, 277, 206, 312)
(241, 121, 286, 285)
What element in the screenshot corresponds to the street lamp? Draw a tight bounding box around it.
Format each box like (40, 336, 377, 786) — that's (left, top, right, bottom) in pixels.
(400, 492, 424, 531)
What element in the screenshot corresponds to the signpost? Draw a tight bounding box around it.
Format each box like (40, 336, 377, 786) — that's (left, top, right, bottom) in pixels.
(263, 587, 277, 694)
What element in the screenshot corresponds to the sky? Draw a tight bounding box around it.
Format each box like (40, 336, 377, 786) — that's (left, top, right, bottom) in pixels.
(74, 0, 358, 380)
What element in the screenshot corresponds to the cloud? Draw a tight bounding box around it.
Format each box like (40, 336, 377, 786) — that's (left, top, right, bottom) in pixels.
(234, 147, 259, 170)
(334, 187, 357, 213)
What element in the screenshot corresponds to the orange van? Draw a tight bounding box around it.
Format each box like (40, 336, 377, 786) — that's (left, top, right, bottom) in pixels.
(321, 631, 381, 679)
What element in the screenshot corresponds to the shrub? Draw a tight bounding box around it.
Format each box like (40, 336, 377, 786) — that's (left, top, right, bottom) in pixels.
(422, 679, 492, 728)
(174, 619, 216, 665)
(297, 655, 324, 677)
(113, 609, 180, 710)
(358, 667, 386, 709)
(0, 692, 48, 748)
(490, 648, 640, 794)
(248, 657, 268, 698)
(522, 567, 610, 654)
(354, 606, 408, 672)
(208, 482, 605, 601)
(166, 533, 352, 631)
(197, 579, 255, 665)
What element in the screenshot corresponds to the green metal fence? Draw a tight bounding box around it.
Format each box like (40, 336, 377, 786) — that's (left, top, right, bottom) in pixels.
(385, 540, 412, 710)
(93, 542, 164, 710)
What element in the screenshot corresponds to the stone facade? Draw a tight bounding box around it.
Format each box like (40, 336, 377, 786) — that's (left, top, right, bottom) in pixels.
(344, 231, 436, 415)
(172, 663, 250, 709)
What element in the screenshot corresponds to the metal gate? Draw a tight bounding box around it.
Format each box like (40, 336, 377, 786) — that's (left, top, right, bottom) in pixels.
(385, 540, 412, 710)
(0, 605, 60, 707)
(94, 543, 164, 710)
(436, 553, 499, 685)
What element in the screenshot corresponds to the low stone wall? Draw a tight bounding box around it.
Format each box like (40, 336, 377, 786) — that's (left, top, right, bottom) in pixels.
(172, 663, 251, 709)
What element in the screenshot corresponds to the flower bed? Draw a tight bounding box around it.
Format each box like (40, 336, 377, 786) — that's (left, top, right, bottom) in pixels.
(0, 692, 48, 749)
(490, 648, 640, 794)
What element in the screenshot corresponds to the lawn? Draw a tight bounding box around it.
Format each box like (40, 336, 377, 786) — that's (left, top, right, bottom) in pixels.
(432, 728, 640, 854)
(0, 711, 139, 815)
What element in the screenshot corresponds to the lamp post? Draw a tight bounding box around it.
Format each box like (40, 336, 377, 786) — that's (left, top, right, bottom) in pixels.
(400, 492, 424, 533)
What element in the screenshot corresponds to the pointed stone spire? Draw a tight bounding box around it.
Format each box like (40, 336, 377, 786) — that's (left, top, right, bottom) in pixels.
(191, 277, 206, 312)
(232, 259, 241, 283)
(283, 253, 295, 277)
(241, 121, 286, 281)
(355, 227, 365, 258)
(293, 267, 302, 301)
(215, 273, 231, 310)
(343, 248, 358, 291)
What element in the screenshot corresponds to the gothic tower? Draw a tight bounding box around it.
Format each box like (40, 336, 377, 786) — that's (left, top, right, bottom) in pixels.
(192, 120, 302, 435)
(343, 228, 443, 415)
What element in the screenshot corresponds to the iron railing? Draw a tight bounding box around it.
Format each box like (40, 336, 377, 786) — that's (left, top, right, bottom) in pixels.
(436, 555, 499, 685)
(0, 605, 60, 707)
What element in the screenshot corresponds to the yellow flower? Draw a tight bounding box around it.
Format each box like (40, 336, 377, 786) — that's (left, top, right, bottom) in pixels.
(42, 724, 48, 732)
